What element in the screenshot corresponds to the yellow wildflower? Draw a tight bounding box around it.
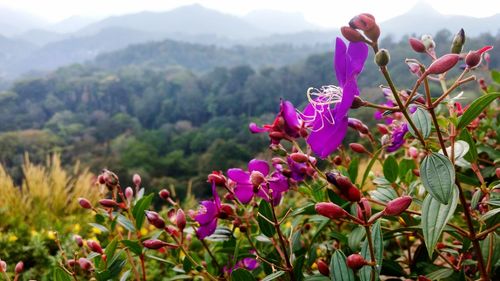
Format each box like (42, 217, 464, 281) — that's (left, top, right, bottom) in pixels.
(8, 234, 18, 242)
(47, 231, 56, 240)
(140, 227, 148, 236)
(73, 224, 81, 233)
(92, 227, 102, 235)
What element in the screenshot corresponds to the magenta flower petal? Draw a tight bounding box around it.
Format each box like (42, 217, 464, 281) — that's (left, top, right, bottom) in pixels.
(346, 40, 369, 80)
(196, 219, 218, 239)
(281, 100, 301, 136)
(334, 38, 348, 87)
(227, 168, 250, 182)
(249, 123, 268, 133)
(234, 184, 254, 204)
(195, 201, 218, 225)
(248, 159, 270, 176)
(307, 116, 349, 158)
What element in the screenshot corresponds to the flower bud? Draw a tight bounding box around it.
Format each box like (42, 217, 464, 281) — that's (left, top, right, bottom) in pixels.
(317, 259, 330, 276)
(207, 171, 226, 186)
(407, 62, 422, 75)
(357, 198, 371, 221)
(219, 204, 235, 219)
(345, 186, 362, 202)
(421, 34, 435, 50)
(78, 258, 93, 271)
(132, 173, 141, 187)
(250, 170, 266, 187)
(125, 187, 133, 201)
(450, 29, 465, 54)
(374, 49, 389, 66)
(87, 240, 104, 254)
(496, 167, 500, 179)
(348, 118, 369, 134)
(78, 198, 92, 209)
(315, 202, 347, 219)
(67, 259, 76, 267)
(409, 38, 426, 53)
(418, 276, 431, 281)
(176, 209, 186, 231)
(349, 13, 376, 31)
(74, 235, 83, 247)
(143, 239, 168, 249)
(97, 174, 106, 185)
(0, 260, 5, 273)
(145, 211, 166, 229)
(383, 196, 412, 216)
(351, 96, 366, 109)
(425, 54, 459, 75)
(290, 152, 309, 163)
(350, 143, 368, 154)
(99, 199, 118, 208)
(159, 189, 170, 200)
(409, 147, 419, 159)
(376, 124, 389, 135)
(346, 254, 366, 270)
(341, 26, 365, 42)
(101, 169, 119, 188)
(325, 172, 352, 191)
(15, 261, 23, 274)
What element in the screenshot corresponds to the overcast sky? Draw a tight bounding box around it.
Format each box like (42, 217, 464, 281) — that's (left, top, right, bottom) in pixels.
(1, 0, 498, 27)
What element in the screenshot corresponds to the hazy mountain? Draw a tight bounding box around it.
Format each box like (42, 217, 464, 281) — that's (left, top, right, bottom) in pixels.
(0, 35, 36, 78)
(243, 10, 318, 33)
(15, 29, 65, 46)
(380, 2, 500, 38)
(0, 6, 48, 36)
(77, 4, 266, 39)
(49, 16, 98, 33)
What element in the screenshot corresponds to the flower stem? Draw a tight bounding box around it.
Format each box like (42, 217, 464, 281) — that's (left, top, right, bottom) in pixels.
(364, 224, 377, 281)
(270, 200, 296, 281)
(423, 77, 447, 156)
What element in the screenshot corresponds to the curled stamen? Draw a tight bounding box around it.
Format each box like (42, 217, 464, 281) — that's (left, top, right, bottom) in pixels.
(300, 85, 343, 132)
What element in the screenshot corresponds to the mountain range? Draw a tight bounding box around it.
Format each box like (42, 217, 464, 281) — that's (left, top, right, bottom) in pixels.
(0, 2, 498, 79)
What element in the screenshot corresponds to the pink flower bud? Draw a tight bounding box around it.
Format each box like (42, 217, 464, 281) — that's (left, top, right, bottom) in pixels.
(383, 196, 412, 216)
(125, 187, 134, 201)
(176, 209, 186, 231)
(99, 199, 118, 208)
(315, 202, 347, 219)
(97, 174, 106, 184)
(159, 189, 170, 200)
(346, 254, 366, 270)
(78, 258, 93, 271)
(425, 54, 459, 75)
(409, 38, 426, 53)
(377, 124, 389, 135)
(357, 198, 371, 221)
(350, 143, 368, 154)
(290, 153, 309, 163)
(78, 198, 92, 209)
(207, 171, 226, 185)
(409, 147, 419, 159)
(496, 167, 500, 179)
(133, 173, 141, 187)
(465, 46, 493, 68)
(317, 259, 330, 276)
(341, 26, 365, 42)
(67, 259, 76, 267)
(349, 13, 376, 31)
(87, 240, 104, 254)
(326, 172, 353, 191)
(345, 186, 362, 202)
(250, 170, 266, 187)
(145, 211, 166, 229)
(407, 62, 422, 75)
(15, 261, 23, 274)
(0, 260, 6, 273)
(143, 239, 169, 249)
(73, 235, 83, 247)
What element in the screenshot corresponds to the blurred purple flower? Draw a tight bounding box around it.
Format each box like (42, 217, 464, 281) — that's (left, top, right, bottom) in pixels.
(194, 181, 221, 239)
(301, 38, 368, 158)
(286, 156, 316, 182)
(227, 159, 289, 205)
(386, 123, 408, 153)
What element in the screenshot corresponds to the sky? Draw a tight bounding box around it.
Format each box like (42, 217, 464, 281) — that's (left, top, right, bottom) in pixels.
(0, 0, 499, 27)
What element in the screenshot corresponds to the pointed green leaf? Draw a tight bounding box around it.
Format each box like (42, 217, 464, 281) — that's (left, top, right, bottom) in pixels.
(421, 187, 458, 257)
(458, 129, 478, 163)
(420, 152, 455, 204)
(117, 214, 136, 232)
(348, 157, 359, 184)
(329, 250, 355, 281)
(231, 268, 256, 281)
(457, 92, 500, 129)
(262, 270, 285, 281)
(257, 200, 275, 237)
(53, 267, 72, 281)
(383, 155, 399, 183)
(361, 148, 382, 187)
(409, 107, 431, 139)
(132, 193, 154, 229)
(360, 221, 383, 281)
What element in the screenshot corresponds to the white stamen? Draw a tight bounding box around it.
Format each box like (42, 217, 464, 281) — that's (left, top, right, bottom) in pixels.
(299, 85, 343, 132)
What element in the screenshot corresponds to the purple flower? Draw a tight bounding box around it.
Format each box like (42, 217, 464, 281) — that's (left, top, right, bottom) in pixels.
(223, 257, 260, 274)
(194, 181, 221, 239)
(286, 156, 316, 182)
(227, 159, 289, 205)
(301, 38, 368, 158)
(250, 100, 302, 144)
(385, 122, 408, 153)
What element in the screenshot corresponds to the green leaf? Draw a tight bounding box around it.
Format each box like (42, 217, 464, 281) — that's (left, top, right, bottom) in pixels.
(348, 225, 366, 252)
(105, 238, 118, 267)
(480, 208, 500, 221)
(492, 70, 500, 84)
(360, 221, 383, 281)
(88, 223, 109, 233)
(121, 240, 142, 256)
(304, 275, 329, 281)
(53, 267, 72, 281)
(425, 268, 454, 279)
(383, 155, 399, 183)
(329, 250, 355, 281)
(120, 270, 131, 281)
(261, 271, 285, 281)
(398, 159, 416, 182)
(409, 107, 432, 139)
(117, 214, 136, 232)
(368, 187, 398, 203)
(348, 157, 359, 184)
(257, 200, 275, 237)
(420, 152, 455, 204)
(457, 92, 500, 129)
(361, 148, 382, 187)
(458, 129, 477, 163)
(421, 187, 458, 257)
(231, 268, 256, 281)
(132, 193, 154, 229)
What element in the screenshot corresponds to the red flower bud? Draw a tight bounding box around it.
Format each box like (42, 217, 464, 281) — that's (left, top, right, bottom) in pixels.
(159, 189, 170, 200)
(333, 156, 342, 165)
(351, 96, 367, 109)
(465, 46, 493, 68)
(383, 196, 412, 216)
(345, 186, 362, 202)
(418, 276, 431, 281)
(133, 173, 141, 187)
(341, 26, 365, 42)
(349, 13, 376, 31)
(409, 38, 426, 53)
(346, 254, 366, 270)
(78, 258, 93, 271)
(97, 174, 106, 184)
(349, 143, 368, 154)
(99, 199, 118, 208)
(290, 152, 309, 163)
(376, 124, 389, 135)
(425, 54, 459, 75)
(125, 187, 133, 200)
(67, 259, 76, 267)
(176, 209, 186, 231)
(143, 239, 169, 249)
(357, 198, 371, 221)
(0, 260, 5, 273)
(250, 170, 266, 187)
(78, 198, 92, 209)
(145, 211, 166, 229)
(315, 202, 347, 219)
(207, 171, 226, 185)
(317, 259, 330, 276)
(87, 240, 104, 254)
(15, 261, 23, 274)
(496, 167, 500, 179)
(326, 172, 353, 191)
(219, 204, 235, 219)
(101, 169, 119, 188)
(73, 235, 83, 247)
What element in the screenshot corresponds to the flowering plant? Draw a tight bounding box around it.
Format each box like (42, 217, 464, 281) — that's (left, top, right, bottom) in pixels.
(4, 13, 499, 281)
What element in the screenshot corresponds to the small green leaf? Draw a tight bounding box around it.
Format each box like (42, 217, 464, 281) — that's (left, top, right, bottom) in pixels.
(257, 200, 275, 237)
(231, 268, 256, 281)
(360, 221, 383, 281)
(420, 152, 455, 204)
(492, 70, 500, 84)
(121, 240, 142, 256)
(457, 92, 500, 129)
(88, 223, 109, 233)
(458, 129, 478, 162)
(348, 157, 359, 184)
(480, 208, 500, 221)
(120, 270, 131, 281)
(425, 268, 454, 279)
(348, 226, 366, 252)
(383, 155, 399, 183)
(368, 187, 398, 203)
(261, 271, 285, 281)
(117, 214, 136, 232)
(105, 238, 118, 266)
(409, 107, 432, 139)
(329, 250, 355, 281)
(53, 267, 72, 281)
(361, 148, 382, 187)
(421, 187, 458, 257)
(132, 193, 154, 229)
